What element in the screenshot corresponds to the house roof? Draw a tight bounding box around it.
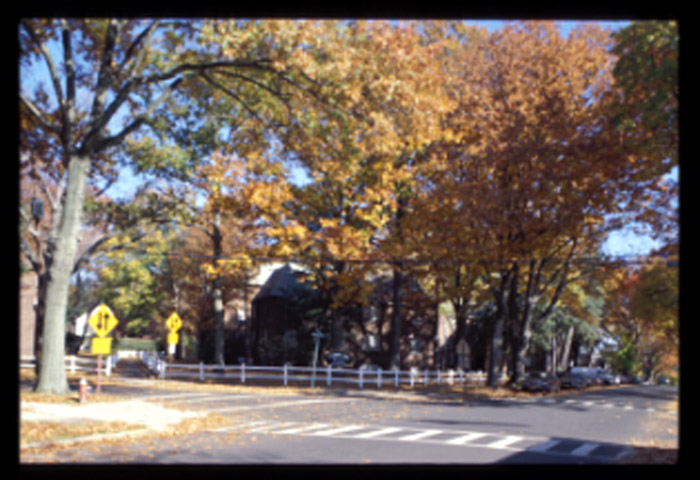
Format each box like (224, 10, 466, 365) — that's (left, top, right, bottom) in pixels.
(253, 264, 309, 301)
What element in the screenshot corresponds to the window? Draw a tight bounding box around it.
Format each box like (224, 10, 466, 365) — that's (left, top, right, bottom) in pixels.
(365, 304, 380, 323)
(409, 335, 422, 353)
(363, 334, 380, 352)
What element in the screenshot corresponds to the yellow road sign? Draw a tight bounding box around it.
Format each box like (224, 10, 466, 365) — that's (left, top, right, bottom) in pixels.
(88, 304, 118, 337)
(167, 332, 179, 345)
(166, 312, 182, 332)
(91, 337, 113, 355)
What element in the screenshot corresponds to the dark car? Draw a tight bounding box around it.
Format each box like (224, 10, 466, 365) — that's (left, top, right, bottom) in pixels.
(559, 371, 586, 390)
(521, 372, 561, 393)
(324, 352, 352, 368)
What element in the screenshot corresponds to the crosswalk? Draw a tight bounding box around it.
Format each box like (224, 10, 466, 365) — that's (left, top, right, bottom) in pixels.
(211, 419, 632, 460)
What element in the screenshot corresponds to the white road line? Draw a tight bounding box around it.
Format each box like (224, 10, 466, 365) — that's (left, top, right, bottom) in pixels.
(273, 423, 332, 435)
(570, 442, 600, 457)
(527, 439, 561, 453)
(209, 420, 269, 433)
(142, 392, 214, 401)
(176, 394, 259, 403)
(352, 427, 403, 439)
(207, 397, 351, 413)
(486, 435, 524, 449)
(249, 421, 299, 432)
(623, 405, 634, 410)
(398, 429, 443, 442)
(311, 425, 367, 436)
(582, 401, 594, 407)
(445, 432, 488, 445)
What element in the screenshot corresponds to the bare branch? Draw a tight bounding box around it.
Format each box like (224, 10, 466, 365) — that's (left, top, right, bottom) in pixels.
(19, 94, 61, 136)
(20, 20, 65, 119)
(92, 77, 184, 153)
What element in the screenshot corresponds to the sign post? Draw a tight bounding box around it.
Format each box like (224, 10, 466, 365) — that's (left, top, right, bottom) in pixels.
(165, 312, 183, 358)
(310, 328, 325, 388)
(88, 304, 119, 394)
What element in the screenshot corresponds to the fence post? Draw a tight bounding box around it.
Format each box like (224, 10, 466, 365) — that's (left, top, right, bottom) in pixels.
(199, 361, 204, 381)
(284, 363, 288, 386)
(70, 355, 76, 374)
(424, 369, 429, 387)
(106, 355, 112, 377)
(241, 362, 246, 384)
(394, 368, 399, 388)
(377, 367, 382, 389)
(459, 369, 464, 384)
(160, 360, 166, 379)
(410, 368, 415, 388)
(359, 368, 363, 389)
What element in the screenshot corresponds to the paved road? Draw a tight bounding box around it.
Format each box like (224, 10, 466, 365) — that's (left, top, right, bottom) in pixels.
(30, 381, 677, 464)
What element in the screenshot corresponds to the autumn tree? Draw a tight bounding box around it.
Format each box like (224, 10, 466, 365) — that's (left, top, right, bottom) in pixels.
(610, 20, 678, 170)
(409, 21, 669, 386)
(20, 18, 382, 392)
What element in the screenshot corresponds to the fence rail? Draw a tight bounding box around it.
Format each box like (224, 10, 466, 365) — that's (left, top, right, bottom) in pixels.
(20, 353, 119, 376)
(138, 352, 488, 390)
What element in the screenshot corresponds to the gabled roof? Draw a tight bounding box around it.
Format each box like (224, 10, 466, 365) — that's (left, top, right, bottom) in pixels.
(253, 264, 309, 301)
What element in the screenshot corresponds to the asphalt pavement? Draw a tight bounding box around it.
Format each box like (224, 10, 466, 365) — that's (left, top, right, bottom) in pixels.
(20, 373, 679, 465)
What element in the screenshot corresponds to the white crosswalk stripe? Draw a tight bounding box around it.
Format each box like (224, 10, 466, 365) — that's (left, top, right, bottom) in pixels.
(486, 435, 525, 449)
(215, 419, 628, 459)
(352, 427, 403, 439)
(398, 429, 443, 442)
(445, 432, 488, 445)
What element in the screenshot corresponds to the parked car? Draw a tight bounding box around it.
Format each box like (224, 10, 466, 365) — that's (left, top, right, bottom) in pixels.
(558, 371, 587, 390)
(521, 372, 561, 393)
(324, 352, 352, 368)
(594, 369, 620, 385)
(568, 367, 597, 387)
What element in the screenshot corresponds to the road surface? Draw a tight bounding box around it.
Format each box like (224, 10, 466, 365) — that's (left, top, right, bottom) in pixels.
(21, 380, 678, 464)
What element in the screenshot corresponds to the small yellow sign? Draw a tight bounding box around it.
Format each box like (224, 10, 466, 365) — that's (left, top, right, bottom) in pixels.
(166, 312, 182, 332)
(167, 332, 179, 345)
(91, 337, 113, 355)
(88, 304, 118, 337)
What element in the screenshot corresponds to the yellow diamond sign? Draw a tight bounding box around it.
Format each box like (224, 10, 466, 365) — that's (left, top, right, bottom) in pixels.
(167, 332, 179, 345)
(88, 304, 118, 337)
(166, 312, 182, 332)
(91, 337, 113, 355)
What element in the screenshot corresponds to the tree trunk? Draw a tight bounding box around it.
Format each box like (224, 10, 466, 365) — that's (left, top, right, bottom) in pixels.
(389, 263, 402, 370)
(35, 154, 91, 394)
(558, 324, 575, 372)
(212, 208, 225, 366)
(487, 271, 511, 388)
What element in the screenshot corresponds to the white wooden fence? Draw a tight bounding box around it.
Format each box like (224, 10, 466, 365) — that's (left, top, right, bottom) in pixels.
(20, 353, 120, 376)
(139, 352, 488, 389)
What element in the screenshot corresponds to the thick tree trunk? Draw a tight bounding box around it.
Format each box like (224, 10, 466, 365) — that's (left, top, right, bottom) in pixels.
(559, 324, 575, 372)
(389, 263, 402, 370)
(212, 208, 225, 366)
(35, 154, 91, 394)
(487, 271, 511, 388)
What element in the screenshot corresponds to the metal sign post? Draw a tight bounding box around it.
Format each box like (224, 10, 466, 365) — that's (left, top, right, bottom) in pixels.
(310, 328, 325, 388)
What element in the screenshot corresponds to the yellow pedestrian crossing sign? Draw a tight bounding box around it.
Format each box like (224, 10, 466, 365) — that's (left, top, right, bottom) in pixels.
(166, 312, 182, 333)
(167, 332, 179, 345)
(88, 304, 118, 337)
